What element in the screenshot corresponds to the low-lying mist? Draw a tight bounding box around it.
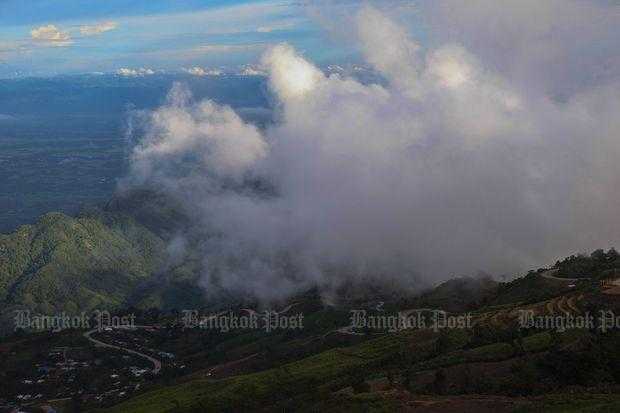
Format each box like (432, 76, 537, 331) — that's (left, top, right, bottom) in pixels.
(120, 4, 620, 303)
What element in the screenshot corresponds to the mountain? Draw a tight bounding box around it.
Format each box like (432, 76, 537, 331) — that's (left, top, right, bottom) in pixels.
(1, 236, 620, 411)
(1, 191, 619, 411)
(0, 188, 256, 335)
(93, 262, 620, 413)
(0, 209, 165, 328)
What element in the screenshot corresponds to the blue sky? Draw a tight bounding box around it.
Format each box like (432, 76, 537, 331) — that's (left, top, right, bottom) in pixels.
(0, 0, 359, 77)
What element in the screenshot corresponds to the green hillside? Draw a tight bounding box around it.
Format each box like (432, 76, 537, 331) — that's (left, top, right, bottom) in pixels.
(98, 289, 620, 413)
(1, 242, 619, 412)
(88, 255, 620, 413)
(0, 210, 166, 326)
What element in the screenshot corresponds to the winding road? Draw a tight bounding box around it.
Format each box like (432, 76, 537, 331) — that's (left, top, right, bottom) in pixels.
(240, 302, 301, 317)
(83, 327, 162, 374)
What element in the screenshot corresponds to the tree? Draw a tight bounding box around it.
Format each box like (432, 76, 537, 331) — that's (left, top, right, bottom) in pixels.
(591, 249, 606, 261)
(433, 330, 451, 357)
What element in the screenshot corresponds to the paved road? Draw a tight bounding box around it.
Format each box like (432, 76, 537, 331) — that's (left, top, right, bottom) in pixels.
(83, 328, 162, 374)
(541, 268, 589, 282)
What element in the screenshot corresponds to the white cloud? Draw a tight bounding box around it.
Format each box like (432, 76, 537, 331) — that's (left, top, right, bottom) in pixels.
(356, 6, 420, 96)
(426, 45, 476, 89)
(182, 66, 223, 76)
(261, 44, 324, 100)
(30, 24, 72, 47)
(129, 82, 267, 183)
(116, 67, 155, 77)
(80, 21, 118, 36)
(421, 0, 620, 97)
(124, 4, 620, 303)
(239, 64, 266, 76)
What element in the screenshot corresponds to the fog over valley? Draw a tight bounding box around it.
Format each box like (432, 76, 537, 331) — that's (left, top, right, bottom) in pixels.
(120, 4, 620, 302)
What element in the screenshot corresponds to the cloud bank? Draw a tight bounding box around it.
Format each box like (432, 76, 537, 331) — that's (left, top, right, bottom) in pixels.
(183, 66, 223, 76)
(123, 4, 620, 303)
(116, 67, 155, 77)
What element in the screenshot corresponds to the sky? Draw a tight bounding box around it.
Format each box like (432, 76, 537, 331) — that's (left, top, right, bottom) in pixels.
(0, 0, 365, 77)
(1, 0, 619, 301)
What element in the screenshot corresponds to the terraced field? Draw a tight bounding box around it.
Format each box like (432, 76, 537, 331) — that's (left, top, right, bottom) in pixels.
(473, 293, 586, 329)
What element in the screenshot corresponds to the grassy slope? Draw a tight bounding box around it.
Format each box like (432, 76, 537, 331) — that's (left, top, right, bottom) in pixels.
(98, 332, 413, 413)
(96, 274, 620, 413)
(489, 272, 572, 306)
(97, 327, 569, 413)
(97, 325, 571, 413)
